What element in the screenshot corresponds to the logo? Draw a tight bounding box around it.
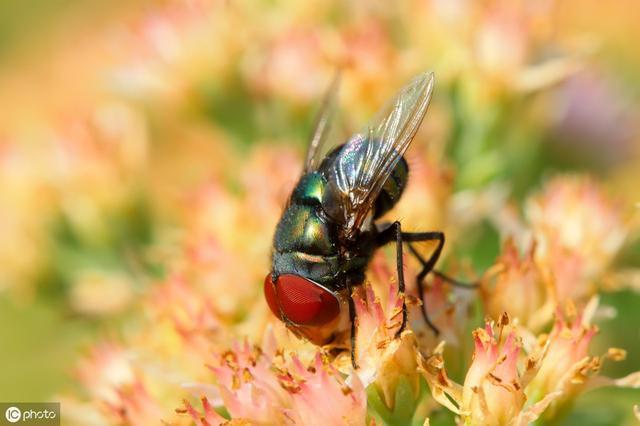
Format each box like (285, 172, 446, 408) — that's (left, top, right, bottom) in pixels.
(0, 403, 59, 425)
(4, 407, 20, 423)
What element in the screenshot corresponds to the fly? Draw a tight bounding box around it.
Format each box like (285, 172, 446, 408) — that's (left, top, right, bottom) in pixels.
(264, 72, 470, 367)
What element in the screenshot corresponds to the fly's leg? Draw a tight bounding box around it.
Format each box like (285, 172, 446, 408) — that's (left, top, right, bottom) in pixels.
(376, 221, 409, 338)
(431, 268, 478, 288)
(401, 231, 445, 335)
(377, 224, 477, 336)
(377, 225, 454, 336)
(406, 243, 478, 288)
(346, 277, 358, 369)
(394, 222, 408, 338)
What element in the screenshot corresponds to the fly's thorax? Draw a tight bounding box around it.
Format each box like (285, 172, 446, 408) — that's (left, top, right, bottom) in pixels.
(274, 204, 336, 257)
(271, 167, 378, 288)
(291, 172, 325, 204)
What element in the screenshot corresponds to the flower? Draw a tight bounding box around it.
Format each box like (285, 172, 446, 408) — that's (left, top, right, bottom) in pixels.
(481, 239, 551, 331)
(419, 302, 640, 426)
(461, 316, 526, 425)
(251, 28, 332, 105)
(15, 1, 638, 424)
(524, 298, 640, 418)
(526, 175, 627, 302)
(180, 334, 367, 426)
(350, 264, 422, 410)
(526, 301, 599, 404)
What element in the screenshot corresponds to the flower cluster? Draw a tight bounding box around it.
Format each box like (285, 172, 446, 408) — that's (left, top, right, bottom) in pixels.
(62, 150, 639, 425)
(1, 0, 639, 424)
(421, 302, 639, 426)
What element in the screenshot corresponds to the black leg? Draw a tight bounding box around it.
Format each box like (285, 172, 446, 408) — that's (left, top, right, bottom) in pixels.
(393, 222, 408, 338)
(376, 225, 444, 336)
(346, 277, 358, 369)
(377, 222, 410, 338)
(403, 233, 444, 335)
(431, 269, 478, 288)
(406, 243, 477, 288)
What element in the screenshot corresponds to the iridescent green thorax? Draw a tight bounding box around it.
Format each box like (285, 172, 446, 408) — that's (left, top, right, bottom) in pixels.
(271, 157, 409, 290)
(272, 172, 340, 287)
(292, 172, 325, 204)
(275, 172, 335, 256)
(273, 203, 336, 256)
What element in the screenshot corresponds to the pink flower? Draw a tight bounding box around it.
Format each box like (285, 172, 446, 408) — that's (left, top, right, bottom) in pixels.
(102, 378, 165, 426)
(351, 257, 406, 379)
(180, 396, 227, 426)
(206, 339, 291, 424)
(180, 334, 366, 426)
(75, 343, 170, 425)
(461, 318, 526, 425)
(76, 342, 135, 405)
(281, 354, 367, 426)
(525, 300, 601, 413)
(420, 301, 640, 425)
(526, 175, 627, 302)
(253, 28, 332, 104)
(149, 274, 221, 357)
(481, 239, 550, 331)
(419, 315, 561, 426)
(474, 2, 530, 85)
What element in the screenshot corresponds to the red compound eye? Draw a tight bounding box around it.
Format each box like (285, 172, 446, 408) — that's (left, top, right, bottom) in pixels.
(264, 273, 340, 326)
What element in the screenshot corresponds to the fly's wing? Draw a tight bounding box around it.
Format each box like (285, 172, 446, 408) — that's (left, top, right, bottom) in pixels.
(323, 72, 434, 236)
(304, 72, 342, 172)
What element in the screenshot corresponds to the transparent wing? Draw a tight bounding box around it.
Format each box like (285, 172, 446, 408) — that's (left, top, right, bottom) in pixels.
(304, 72, 341, 172)
(324, 72, 434, 236)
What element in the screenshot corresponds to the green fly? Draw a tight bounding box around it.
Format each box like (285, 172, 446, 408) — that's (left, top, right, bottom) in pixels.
(264, 72, 468, 367)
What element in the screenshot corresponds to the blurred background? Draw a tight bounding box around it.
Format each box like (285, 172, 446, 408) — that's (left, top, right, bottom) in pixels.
(0, 0, 638, 424)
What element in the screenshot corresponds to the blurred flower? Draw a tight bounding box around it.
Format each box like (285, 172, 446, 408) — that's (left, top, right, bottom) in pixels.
(76, 342, 136, 405)
(69, 269, 134, 316)
(102, 378, 166, 426)
(251, 28, 332, 105)
(526, 175, 627, 302)
(0, 98, 149, 301)
(550, 71, 635, 166)
(473, 2, 531, 85)
(2, 0, 637, 424)
(481, 239, 551, 331)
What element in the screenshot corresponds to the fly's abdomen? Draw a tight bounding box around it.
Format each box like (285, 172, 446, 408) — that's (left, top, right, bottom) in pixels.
(373, 156, 408, 219)
(317, 139, 409, 225)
